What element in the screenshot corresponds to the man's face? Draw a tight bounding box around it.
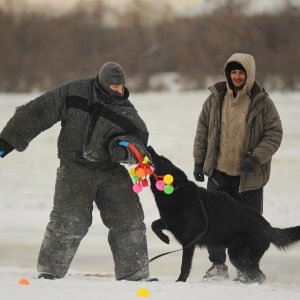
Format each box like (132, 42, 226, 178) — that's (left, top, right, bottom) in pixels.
(109, 84, 125, 94)
(230, 70, 247, 90)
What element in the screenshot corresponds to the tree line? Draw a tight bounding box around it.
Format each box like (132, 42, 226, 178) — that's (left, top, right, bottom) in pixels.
(0, 0, 299, 92)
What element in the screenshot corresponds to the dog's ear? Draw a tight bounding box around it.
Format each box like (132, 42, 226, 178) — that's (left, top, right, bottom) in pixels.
(147, 145, 158, 157)
(147, 145, 154, 152)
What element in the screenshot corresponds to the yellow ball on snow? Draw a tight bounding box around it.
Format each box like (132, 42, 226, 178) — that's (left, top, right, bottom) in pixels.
(137, 287, 149, 297)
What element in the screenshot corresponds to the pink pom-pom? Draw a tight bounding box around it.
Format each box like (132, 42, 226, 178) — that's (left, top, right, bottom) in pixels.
(133, 183, 143, 193)
(156, 180, 165, 191)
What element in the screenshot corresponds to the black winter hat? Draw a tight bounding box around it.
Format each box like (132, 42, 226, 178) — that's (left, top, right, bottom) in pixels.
(98, 62, 126, 89)
(227, 61, 246, 72)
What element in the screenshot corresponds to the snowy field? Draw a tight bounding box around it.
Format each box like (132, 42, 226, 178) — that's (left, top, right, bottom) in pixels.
(0, 90, 300, 299)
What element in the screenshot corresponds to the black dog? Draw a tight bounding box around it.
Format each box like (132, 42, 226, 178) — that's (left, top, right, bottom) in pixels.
(148, 146, 300, 284)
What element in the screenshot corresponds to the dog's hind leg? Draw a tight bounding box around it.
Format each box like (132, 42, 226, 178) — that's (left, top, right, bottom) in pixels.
(228, 237, 268, 284)
(176, 245, 195, 282)
(235, 268, 266, 284)
(151, 219, 170, 244)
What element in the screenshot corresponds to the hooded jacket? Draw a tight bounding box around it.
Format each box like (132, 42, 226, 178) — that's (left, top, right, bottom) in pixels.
(0, 77, 149, 169)
(193, 53, 283, 192)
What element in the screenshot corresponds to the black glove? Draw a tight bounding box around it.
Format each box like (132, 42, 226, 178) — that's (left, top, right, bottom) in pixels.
(0, 137, 14, 158)
(193, 164, 204, 182)
(111, 146, 128, 162)
(239, 155, 259, 173)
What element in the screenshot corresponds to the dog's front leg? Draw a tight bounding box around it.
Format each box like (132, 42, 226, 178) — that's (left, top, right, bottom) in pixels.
(151, 219, 170, 244)
(176, 245, 195, 282)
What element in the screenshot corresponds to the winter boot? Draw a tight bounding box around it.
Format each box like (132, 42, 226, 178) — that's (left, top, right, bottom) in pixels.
(38, 272, 58, 280)
(235, 269, 266, 284)
(137, 277, 158, 282)
(203, 263, 229, 280)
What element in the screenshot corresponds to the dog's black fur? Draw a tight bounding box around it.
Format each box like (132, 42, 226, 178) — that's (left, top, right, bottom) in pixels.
(148, 146, 300, 284)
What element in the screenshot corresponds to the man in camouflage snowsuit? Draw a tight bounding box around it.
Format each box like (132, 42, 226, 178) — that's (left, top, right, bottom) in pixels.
(0, 62, 153, 281)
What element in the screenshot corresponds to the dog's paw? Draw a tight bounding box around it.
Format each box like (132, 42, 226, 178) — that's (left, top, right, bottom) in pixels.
(162, 235, 170, 244)
(158, 233, 170, 244)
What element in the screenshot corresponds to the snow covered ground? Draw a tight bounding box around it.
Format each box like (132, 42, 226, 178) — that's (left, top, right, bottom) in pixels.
(0, 90, 300, 299)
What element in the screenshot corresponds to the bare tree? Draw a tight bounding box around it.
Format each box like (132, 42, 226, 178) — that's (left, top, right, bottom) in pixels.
(0, 0, 299, 92)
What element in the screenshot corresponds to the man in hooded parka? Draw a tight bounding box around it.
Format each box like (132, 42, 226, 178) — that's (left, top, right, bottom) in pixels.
(193, 53, 283, 283)
(0, 62, 155, 281)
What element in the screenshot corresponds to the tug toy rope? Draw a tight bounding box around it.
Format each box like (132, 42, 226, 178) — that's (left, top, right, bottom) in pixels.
(119, 141, 174, 194)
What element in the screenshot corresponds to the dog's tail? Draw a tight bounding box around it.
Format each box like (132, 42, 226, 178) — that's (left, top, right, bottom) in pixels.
(270, 226, 300, 251)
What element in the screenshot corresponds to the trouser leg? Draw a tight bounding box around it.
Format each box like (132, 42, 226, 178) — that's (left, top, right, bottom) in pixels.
(206, 245, 227, 263)
(37, 165, 95, 278)
(215, 170, 263, 214)
(206, 170, 232, 263)
(96, 166, 149, 280)
(206, 170, 263, 263)
(235, 188, 263, 214)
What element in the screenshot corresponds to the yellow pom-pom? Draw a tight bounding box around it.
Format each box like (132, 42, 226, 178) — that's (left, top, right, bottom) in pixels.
(163, 174, 173, 185)
(130, 168, 137, 176)
(142, 156, 150, 164)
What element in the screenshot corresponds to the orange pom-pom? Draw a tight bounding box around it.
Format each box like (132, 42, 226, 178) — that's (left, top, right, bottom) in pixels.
(135, 168, 146, 178)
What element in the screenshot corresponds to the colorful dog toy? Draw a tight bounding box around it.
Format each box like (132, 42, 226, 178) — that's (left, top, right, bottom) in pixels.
(119, 141, 174, 194)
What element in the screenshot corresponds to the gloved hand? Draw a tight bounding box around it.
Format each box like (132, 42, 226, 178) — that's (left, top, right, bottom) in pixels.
(111, 145, 128, 162)
(0, 137, 14, 158)
(239, 154, 259, 173)
(193, 164, 204, 182)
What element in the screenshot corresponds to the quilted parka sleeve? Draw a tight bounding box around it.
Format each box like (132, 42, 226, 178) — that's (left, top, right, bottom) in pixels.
(193, 93, 213, 165)
(108, 114, 149, 165)
(251, 97, 283, 165)
(0, 85, 67, 152)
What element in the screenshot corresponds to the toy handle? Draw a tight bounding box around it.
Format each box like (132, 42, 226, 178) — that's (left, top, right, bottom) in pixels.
(119, 141, 144, 165)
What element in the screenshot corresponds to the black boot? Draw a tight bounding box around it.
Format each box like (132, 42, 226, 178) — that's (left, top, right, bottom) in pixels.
(137, 277, 158, 282)
(38, 272, 58, 280)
